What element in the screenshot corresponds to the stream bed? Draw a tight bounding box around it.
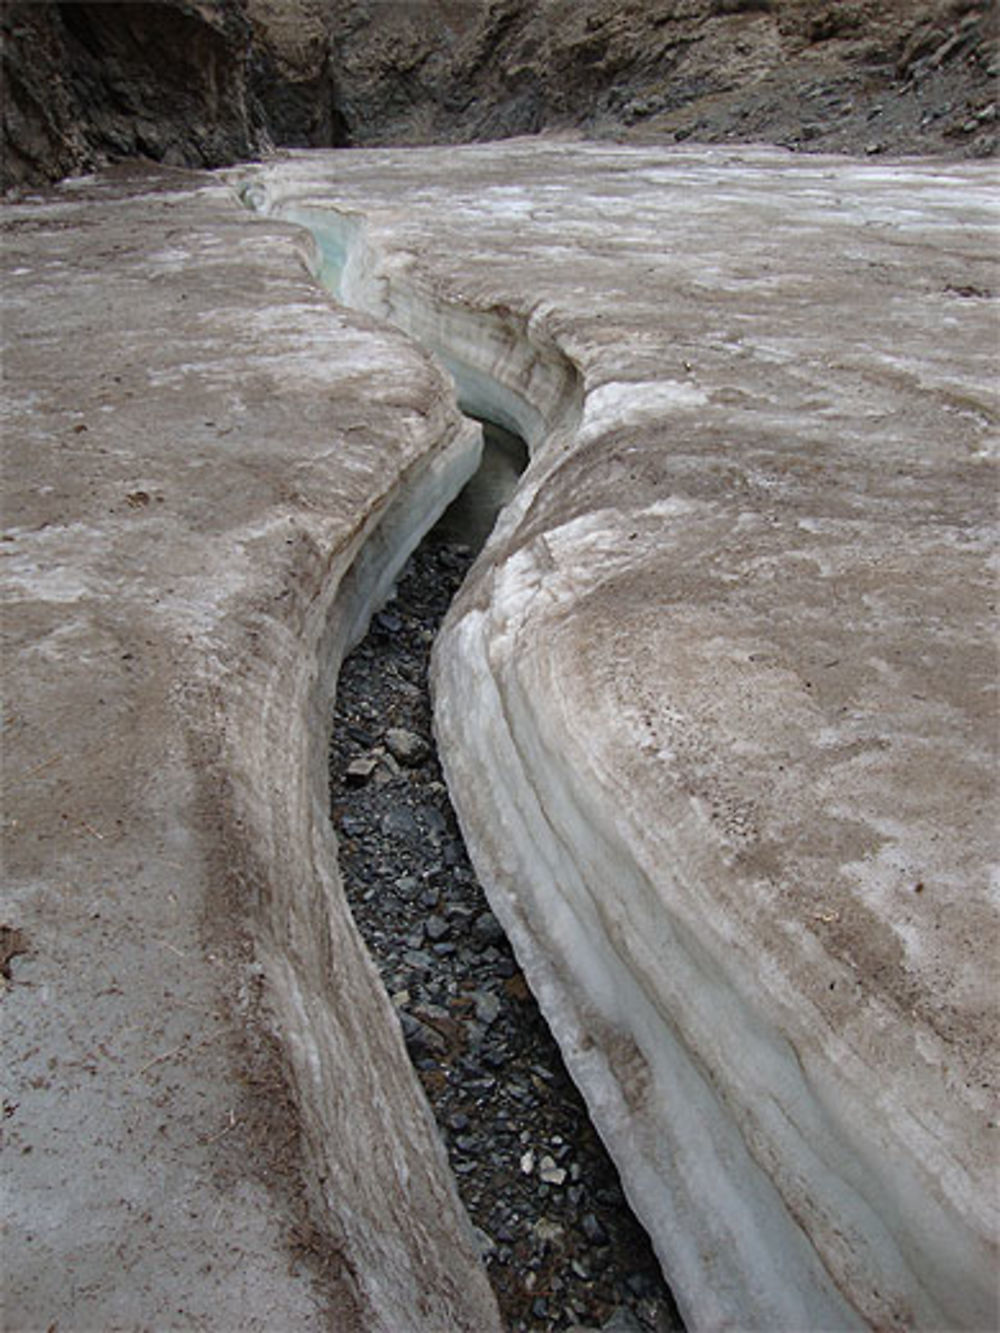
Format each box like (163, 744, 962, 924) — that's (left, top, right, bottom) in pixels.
(329, 430, 682, 1333)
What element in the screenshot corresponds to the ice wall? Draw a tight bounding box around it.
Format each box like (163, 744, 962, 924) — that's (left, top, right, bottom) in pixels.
(241, 146, 999, 1333)
(241, 192, 582, 450)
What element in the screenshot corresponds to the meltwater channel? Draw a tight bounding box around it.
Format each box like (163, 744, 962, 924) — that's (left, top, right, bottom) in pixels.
(241, 188, 682, 1331)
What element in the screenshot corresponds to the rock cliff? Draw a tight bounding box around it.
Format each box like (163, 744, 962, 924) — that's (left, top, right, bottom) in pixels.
(1, 2, 263, 188)
(3, 0, 997, 190)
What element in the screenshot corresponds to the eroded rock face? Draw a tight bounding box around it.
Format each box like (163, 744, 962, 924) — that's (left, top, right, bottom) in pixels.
(2, 164, 498, 1333)
(250, 143, 999, 1330)
(0, 1, 264, 188)
(320, 0, 999, 155)
(3, 0, 997, 190)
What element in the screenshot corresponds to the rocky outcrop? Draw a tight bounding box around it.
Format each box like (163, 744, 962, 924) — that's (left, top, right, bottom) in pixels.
(3, 0, 997, 190)
(299, 0, 1000, 155)
(249, 143, 999, 1330)
(246, 0, 347, 147)
(0, 2, 264, 189)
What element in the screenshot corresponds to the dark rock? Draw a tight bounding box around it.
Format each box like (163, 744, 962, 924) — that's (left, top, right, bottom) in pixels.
(381, 805, 420, 838)
(400, 1012, 446, 1056)
(385, 726, 429, 766)
(472, 911, 506, 946)
(426, 915, 450, 942)
(0, 0, 264, 190)
(418, 804, 448, 836)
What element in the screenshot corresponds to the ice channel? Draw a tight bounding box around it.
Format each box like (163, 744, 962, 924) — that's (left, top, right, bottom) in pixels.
(237, 191, 583, 451)
(237, 182, 682, 1329)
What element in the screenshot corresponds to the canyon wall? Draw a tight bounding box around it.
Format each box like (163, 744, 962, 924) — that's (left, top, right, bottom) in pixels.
(3, 0, 997, 190)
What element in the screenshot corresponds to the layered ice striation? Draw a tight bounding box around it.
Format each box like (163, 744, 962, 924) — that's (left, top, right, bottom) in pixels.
(5, 167, 506, 1333)
(239, 192, 582, 450)
(241, 146, 999, 1333)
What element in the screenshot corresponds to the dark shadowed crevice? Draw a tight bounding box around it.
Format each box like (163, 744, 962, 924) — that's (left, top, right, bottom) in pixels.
(235, 183, 682, 1327)
(432, 418, 528, 550)
(328, 416, 683, 1333)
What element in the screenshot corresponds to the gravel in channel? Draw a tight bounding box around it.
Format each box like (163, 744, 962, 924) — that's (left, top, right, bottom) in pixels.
(330, 536, 683, 1333)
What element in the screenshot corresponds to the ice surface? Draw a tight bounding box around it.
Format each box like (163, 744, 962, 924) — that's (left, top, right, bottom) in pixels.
(239, 143, 999, 1332)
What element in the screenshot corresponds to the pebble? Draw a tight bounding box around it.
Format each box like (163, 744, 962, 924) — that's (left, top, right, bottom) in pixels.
(472, 911, 506, 946)
(330, 538, 681, 1333)
(582, 1212, 609, 1246)
(382, 805, 419, 837)
(539, 1155, 568, 1186)
(475, 990, 502, 1025)
(426, 915, 450, 941)
(345, 754, 378, 785)
(533, 1217, 565, 1245)
(385, 726, 430, 766)
(600, 1310, 646, 1333)
(402, 948, 433, 971)
(400, 1012, 445, 1055)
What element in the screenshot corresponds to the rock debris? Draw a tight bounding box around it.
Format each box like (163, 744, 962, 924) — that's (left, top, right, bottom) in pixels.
(330, 538, 682, 1333)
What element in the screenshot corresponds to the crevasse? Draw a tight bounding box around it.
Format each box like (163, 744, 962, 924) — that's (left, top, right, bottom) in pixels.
(235, 177, 862, 1333)
(236, 170, 994, 1333)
